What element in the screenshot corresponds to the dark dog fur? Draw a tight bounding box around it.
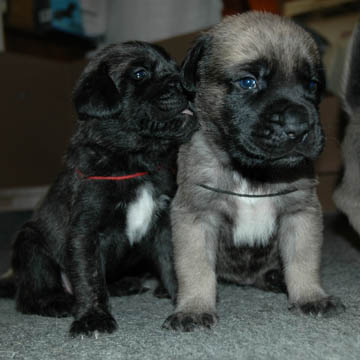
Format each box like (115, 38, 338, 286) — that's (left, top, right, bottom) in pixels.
(163, 12, 344, 332)
(333, 22, 360, 236)
(0, 41, 197, 337)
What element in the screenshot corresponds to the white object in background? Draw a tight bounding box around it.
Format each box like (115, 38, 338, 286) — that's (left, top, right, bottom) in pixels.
(0, 0, 6, 52)
(105, 0, 222, 44)
(80, 0, 108, 37)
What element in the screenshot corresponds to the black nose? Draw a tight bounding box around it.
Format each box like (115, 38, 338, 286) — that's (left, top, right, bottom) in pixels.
(167, 80, 177, 88)
(272, 106, 310, 141)
(158, 78, 182, 100)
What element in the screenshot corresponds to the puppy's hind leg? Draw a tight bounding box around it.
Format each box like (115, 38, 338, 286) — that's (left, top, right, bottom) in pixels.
(255, 268, 287, 294)
(254, 250, 287, 294)
(279, 209, 345, 317)
(12, 222, 74, 317)
(162, 211, 218, 332)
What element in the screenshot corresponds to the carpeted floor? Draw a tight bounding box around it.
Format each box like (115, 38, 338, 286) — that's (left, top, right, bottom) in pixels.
(0, 211, 359, 360)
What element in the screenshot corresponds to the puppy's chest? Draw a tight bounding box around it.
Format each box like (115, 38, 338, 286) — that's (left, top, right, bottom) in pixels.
(125, 184, 169, 245)
(229, 187, 278, 247)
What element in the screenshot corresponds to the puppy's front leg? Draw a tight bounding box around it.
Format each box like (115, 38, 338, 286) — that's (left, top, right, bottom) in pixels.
(163, 210, 218, 332)
(66, 229, 117, 337)
(65, 193, 117, 337)
(279, 207, 345, 316)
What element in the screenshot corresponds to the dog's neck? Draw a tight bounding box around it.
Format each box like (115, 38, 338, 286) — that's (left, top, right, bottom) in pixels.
(196, 160, 317, 199)
(229, 159, 316, 185)
(73, 121, 180, 157)
(201, 130, 315, 185)
(66, 134, 179, 178)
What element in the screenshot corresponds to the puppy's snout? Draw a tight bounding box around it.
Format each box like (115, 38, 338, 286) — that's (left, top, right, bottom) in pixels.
(158, 78, 182, 100)
(277, 106, 310, 141)
(167, 80, 181, 89)
(155, 76, 189, 114)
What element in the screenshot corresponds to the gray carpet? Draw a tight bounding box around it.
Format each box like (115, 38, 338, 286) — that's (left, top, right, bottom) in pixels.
(0, 212, 359, 360)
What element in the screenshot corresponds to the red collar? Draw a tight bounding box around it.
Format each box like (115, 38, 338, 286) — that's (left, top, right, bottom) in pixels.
(75, 168, 149, 181)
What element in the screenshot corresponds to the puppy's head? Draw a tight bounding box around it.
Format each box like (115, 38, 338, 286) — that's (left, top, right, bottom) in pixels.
(182, 11, 325, 168)
(73, 42, 197, 147)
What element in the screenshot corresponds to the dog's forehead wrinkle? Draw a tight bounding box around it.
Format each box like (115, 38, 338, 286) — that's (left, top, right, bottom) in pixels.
(207, 12, 318, 77)
(222, 58, 271, 79)
(215, 44, 312, 78)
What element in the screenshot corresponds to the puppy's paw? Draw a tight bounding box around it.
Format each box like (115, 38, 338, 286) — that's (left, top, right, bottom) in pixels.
(289, 296, 345, 317)
(162, 311, 218, 332)
(69, 309, 117, 338)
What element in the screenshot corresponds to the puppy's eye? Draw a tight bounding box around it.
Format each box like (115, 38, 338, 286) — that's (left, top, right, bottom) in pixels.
(132, 68, 148, 81)
(309, 79, 318, 92)
(237, 77, 257, 89)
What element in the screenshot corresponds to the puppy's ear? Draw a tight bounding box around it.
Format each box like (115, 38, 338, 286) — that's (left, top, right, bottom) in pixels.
(343, 22, 360, 113)
(73, 62, 121, 120)
(181, 34, 212, 93)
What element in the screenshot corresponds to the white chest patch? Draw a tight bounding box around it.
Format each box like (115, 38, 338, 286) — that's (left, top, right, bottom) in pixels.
(232, 188, 277, 247)
(126, 185, 156, 246)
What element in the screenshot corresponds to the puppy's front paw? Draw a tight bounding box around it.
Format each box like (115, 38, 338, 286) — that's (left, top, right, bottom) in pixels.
(290, 296, 345, 317)
(70, 309, 117, 338)
(162, 311, 218, 332)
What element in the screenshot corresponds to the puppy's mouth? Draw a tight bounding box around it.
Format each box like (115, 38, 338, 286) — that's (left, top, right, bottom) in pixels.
(156, 103, 194, 120)
(232, 135, 313, 166)
(178, 107, 197, 133)
(177, 107, 197, 135)
(143, 106, 197, 142)
(181, 108, 194, 116)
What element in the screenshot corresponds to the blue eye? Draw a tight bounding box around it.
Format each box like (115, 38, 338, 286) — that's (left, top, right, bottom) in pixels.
(309, 80, 318, 91)
(238, 77, 257, 89)
(133, 69, 147, 80)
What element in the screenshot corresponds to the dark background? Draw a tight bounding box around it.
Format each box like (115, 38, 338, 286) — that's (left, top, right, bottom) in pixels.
(0, 0, 359, 212)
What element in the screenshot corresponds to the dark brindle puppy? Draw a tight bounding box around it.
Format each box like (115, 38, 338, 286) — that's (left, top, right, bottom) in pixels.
(163, 12, 344, 332)
(0, 41, 197, 337)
